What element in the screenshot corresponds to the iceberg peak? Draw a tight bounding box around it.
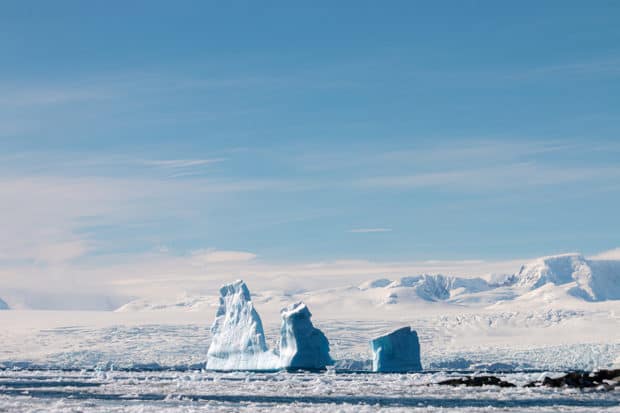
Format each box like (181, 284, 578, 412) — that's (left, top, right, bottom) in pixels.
(206, 280, 278, 370)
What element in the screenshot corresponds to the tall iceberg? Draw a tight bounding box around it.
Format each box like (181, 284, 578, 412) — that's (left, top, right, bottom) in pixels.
(278, 302, 333, 370)
(371, 326, 422, 372)
(206, 280, 278, 370)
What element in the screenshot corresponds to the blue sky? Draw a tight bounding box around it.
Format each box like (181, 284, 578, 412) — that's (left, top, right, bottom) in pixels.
(1, 1, 619, 300)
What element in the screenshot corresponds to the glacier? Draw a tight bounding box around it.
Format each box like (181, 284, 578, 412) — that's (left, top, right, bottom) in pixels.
(371, 327, 422, 372)
(279, 301, 333, 370)
(206, 280, 278, 370)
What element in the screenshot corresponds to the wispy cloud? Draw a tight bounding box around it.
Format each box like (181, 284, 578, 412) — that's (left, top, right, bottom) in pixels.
(295, 140, 577, 173)
(349, 228, 392, 233)
(0, 172, 298, 268)
(191, 249, 257, 264)
(0, 85, 113, 107)
(358, 163, 620, 191)
(589, 248, 620, 260)
(138, 158, 227, 168)
(508, 57, 620, 80)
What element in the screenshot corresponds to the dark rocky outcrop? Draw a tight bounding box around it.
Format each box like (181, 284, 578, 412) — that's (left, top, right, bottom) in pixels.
(438, 376, 516, 387)
(525, 370, 620, 389)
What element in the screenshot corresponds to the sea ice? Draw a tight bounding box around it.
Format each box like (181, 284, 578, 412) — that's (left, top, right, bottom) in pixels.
(371, 326, 422, 372)
(206, 280, 278, 370)
(278, 302, 333, 370)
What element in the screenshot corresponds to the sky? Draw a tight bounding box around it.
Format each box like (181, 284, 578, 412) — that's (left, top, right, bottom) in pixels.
(1, 1, 619, 308)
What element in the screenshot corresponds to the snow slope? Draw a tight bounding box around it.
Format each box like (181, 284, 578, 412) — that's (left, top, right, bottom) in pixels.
(515, 253, 620, 301)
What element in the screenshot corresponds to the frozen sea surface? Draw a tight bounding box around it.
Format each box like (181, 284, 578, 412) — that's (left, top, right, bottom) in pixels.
(0, 309, 618, 411)
(1, 311, 618, 372)
(1, 369, 619, 412)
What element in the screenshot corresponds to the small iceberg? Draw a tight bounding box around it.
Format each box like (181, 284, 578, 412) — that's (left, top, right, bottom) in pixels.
(371, 326, 422, 372)
(206, 280, 278, 370)
(279, 302, 333, 370)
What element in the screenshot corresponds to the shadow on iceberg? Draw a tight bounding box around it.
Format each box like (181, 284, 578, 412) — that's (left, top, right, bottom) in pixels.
(206, 280, 333, 371)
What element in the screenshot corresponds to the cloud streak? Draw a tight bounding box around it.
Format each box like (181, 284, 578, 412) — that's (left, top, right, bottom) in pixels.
(357, 163, 620, 191)
(192, 249, 257, 264)
(138, 158, 227, 169)
(349, 228, 392, 233)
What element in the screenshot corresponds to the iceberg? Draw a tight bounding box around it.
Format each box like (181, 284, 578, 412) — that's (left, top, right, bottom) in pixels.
(0, 297, 8, 310)
(206, 280, 278, 370)
(278, 302, 333, 370)
(206, 281, 333, 371)
(371, 326, 422, 372)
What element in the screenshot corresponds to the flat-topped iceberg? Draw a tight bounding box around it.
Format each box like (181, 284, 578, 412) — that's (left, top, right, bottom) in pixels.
(206, 280, 278, 370)
(279, 302, 333, 370)
(371, 326, 422, 372)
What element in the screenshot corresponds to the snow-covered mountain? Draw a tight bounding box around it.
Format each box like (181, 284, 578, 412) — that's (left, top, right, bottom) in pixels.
(360, 274, 491, 303)
(114, 253, 620, 316)
(514, 253, 620, 301)
(354, 253, 620, 308)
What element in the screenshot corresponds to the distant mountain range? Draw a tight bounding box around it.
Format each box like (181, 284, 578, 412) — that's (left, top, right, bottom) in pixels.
(114, 253, 620, 317)
(355, 253, 620, 305)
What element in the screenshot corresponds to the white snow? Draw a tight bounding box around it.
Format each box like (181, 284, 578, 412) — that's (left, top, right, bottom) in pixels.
(514, 254, 620, 301)
(206, 280, 278, 370)
(0, 253, 618, 374)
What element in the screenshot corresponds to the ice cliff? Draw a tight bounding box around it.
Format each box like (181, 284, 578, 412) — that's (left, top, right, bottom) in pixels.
(279, 302, 333, 370)
(371, 326, 422, 372)
(206, 280, 278, 370)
